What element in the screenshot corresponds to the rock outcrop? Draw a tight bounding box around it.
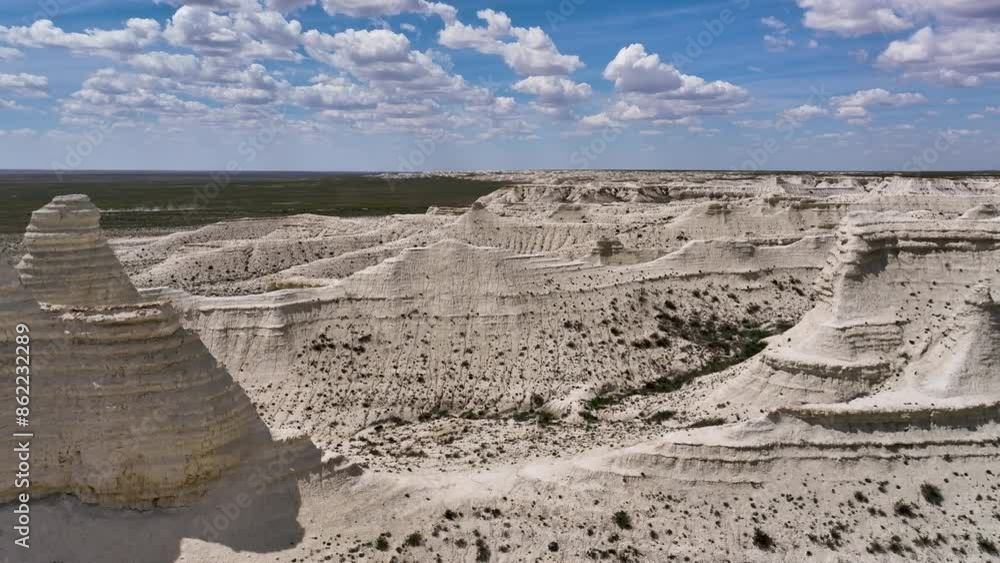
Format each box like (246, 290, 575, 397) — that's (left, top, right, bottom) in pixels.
(166, 235, 822, 448)
(704, 211, 1000, 414)
(17, 194, 139, 306)
(0, 195, 291, 509)
(617, 209, 1000, 479)
(6, 175, 1000, 563)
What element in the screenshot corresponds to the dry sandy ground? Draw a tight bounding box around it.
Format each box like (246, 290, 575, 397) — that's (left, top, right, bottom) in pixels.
(2, 171, 1000, 563)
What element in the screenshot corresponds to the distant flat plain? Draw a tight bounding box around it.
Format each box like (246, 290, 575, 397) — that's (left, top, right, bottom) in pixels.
(0, 172, 509, 233)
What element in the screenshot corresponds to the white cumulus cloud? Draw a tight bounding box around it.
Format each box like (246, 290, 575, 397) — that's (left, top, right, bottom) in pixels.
(0, 19, 161, 56)
(439, 9, 583, 76)
(0, 73, 49, 97)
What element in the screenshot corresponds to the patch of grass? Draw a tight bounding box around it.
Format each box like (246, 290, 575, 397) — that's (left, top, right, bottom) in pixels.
(512, 409, 557, 426)
(417, 407, 449, 422)
(586, 396, 619, 411)
(887, 535, 909, 555)
(0, 172, 511, 233)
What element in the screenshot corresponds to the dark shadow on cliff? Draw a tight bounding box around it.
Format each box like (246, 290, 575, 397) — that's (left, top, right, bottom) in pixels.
(0, 436, 330, 563)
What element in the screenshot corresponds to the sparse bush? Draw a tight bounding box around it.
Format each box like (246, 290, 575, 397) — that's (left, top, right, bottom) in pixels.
(920, 483, 943, 506)
(475, 538, 492, 562)
(647, 410, 676, 423)
(687, 417, 726, 429)
(887, 535, 908, 555)
(374, 535, 390, 551)
(536, 411, 556, 426)
(979, 536, 999, 556)
(613, 510, 633, 530)
(404, 532, 424, 547)
(894, 500, 917, 519)
(752, 528, 775, 551)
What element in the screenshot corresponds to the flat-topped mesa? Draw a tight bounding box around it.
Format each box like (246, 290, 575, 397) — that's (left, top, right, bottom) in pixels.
(17, 194, 139, 307)
(476, 172, 1000, 206)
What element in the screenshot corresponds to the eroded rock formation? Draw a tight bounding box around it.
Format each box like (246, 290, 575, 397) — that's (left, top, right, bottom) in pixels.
(17, 194, 139, 306)
(705, 211, 1000, 415)
(4, 174, 1000, 563)
(607, 209, 1000, 480)
(0, 195, 298, 509)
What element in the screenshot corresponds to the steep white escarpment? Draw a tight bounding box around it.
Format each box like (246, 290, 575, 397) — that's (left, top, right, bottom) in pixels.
(17, 194, 140, 306)
(901, 283, 1000, 399)
(8, 176, 1000, 563)
(444, 203, 606, 255)
(871, 175, 1000, 196)
(0, 196, 306, 509)
(475, 171, 1000, 205)
(703, 212, 1000, 415)
(165, 284, 345, 389)
(258, 240, 672, 445)
(613, 209, 1000, 479)
(113, 174, 1000, 304)
(779, 281, 1000, 431)
(168, 234, 821, 449)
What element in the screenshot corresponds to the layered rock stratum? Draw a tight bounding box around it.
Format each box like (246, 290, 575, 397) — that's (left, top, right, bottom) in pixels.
(1, 195, 321, 511)
(3, 172, 1000, 563)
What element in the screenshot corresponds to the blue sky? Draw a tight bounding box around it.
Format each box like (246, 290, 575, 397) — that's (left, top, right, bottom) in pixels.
(0, 0, 997, 171)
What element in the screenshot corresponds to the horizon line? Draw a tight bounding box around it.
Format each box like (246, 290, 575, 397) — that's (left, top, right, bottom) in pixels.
(1, 168, 999, 175)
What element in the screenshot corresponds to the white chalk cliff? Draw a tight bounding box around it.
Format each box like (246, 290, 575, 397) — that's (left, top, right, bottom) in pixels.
(0, 195, 287, 508)
(604, 209, 1000, 479)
